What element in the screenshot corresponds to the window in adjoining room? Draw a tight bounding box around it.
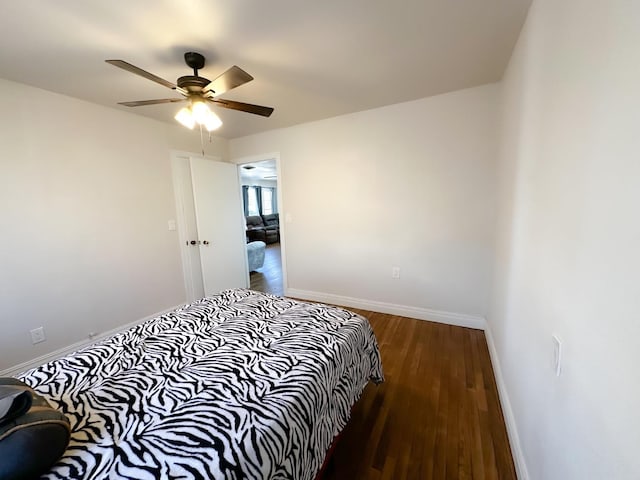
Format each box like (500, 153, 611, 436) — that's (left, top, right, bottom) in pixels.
(262, 188, 274, 215)
(247, 187, 260, 216)
(243, 186, 277, 217)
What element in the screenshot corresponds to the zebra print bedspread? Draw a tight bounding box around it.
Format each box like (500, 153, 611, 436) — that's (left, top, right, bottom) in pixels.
(18, 289, 384, 480)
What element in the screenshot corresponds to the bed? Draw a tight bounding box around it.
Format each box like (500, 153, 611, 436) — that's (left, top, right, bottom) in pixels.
(18, 289, 384, 479)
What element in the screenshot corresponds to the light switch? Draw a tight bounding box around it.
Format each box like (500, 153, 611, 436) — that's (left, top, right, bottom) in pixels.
(167, 220, 177, 231)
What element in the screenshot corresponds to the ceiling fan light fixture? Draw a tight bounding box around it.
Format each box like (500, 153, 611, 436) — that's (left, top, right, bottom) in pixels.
(175, 107, 195, 129)
(191, 99, 210, 124)
(174, 99, 223, 131)
(204, 109, 223, 132)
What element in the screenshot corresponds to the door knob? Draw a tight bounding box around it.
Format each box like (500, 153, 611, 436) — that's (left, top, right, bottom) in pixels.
(203, 240, 210, 245)
(190, 240, 197, 245)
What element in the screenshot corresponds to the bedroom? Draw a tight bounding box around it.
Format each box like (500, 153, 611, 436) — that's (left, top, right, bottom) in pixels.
(1, 0, 639, 479)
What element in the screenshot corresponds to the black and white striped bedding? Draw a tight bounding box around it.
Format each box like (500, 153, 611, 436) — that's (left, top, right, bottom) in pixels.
(19, 289, 384, 480)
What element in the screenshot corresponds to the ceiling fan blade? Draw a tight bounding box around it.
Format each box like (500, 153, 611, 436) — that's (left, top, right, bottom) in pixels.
(203, 65, 254, 96)
(106, 60, 176, 89)
(211, 98, 274, 117)
(118, 98, 185, 107)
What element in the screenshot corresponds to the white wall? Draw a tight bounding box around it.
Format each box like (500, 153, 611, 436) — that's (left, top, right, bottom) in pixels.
(490, 0, 640, 478)
(0, 78, 228, 371)
(230, 85, 499, 320)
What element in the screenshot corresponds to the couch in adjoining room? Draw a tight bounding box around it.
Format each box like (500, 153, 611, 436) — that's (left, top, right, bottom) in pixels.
(246, 214, 279, 244)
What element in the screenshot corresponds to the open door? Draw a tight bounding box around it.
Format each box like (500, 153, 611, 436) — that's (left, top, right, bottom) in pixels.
(190, 156, 249, 296)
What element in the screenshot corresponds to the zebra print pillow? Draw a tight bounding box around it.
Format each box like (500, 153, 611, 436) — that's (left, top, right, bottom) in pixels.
(19, 289, 384, 480)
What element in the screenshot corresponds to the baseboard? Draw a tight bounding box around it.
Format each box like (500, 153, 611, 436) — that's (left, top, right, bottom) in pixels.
(0, 304, 184, 377)
(285, 288, 487, 330)
(484, 325, 529, 480)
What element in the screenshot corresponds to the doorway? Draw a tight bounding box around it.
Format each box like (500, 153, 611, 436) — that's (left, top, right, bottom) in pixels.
(237, 155, 285, 296)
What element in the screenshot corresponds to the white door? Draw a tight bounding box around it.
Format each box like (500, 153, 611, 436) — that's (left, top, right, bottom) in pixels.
(190, 156, 248, 296)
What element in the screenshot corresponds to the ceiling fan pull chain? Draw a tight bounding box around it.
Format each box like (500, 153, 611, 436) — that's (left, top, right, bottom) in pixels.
(199, 123, 205, 157)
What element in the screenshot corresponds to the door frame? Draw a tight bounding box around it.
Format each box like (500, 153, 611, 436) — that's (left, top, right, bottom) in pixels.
(232, 152, 288, 294)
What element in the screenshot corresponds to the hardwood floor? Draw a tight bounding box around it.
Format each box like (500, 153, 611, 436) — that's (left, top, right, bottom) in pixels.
(249, 242, 283, 296)
(323, 310, 516, 480)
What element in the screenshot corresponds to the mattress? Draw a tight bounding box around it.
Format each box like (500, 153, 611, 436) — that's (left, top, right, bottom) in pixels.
(19, 289, 384, 479)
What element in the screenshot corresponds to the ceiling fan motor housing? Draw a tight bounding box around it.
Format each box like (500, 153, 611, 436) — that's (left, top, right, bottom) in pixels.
(184, 52, 205, 71)
(177, 75, 211, 94)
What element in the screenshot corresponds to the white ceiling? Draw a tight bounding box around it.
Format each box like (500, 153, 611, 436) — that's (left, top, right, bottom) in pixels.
(0, 0, 531, 139)
(239, 160, 277, 184)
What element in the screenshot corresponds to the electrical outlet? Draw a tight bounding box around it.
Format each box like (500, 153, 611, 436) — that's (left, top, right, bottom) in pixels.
(391, 266, 401, 279)
(30, 327, 46, 345)
(552, 334, 562, 376)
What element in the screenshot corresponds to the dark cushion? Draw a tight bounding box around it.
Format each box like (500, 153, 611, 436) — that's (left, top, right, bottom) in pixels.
(0, 378, 70, 480)
(262, 213, 279, 228)
(246, 215, 265, 229)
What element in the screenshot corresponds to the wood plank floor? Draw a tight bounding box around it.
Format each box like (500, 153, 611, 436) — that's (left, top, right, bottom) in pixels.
(323, 310, 516, 480)
(249, 242, 283, 296)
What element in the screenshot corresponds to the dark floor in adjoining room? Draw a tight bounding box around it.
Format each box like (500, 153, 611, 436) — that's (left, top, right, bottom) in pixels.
(323, 310, 516, 480)
(249, 242, 283, 296)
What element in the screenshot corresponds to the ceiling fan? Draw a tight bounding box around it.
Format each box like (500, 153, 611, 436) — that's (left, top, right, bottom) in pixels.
(106, 52, 274, 131)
